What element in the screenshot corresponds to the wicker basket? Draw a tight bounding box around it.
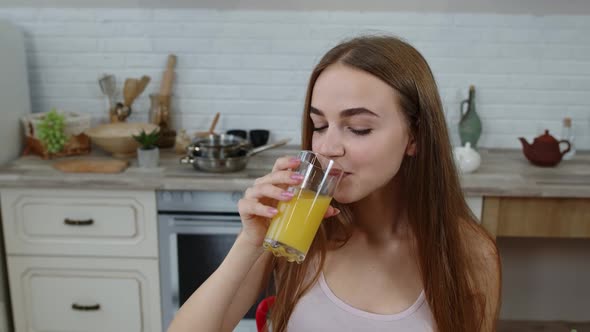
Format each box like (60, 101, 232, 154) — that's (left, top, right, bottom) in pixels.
(23, 134, 91, 159)
(21, 111, 92, 159)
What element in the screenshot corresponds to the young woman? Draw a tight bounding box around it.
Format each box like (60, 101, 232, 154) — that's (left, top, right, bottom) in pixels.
(167, 35, 501, 332)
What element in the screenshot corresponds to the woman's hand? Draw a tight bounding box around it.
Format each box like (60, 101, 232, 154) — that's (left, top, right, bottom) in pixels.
(237, 155, 340, 249)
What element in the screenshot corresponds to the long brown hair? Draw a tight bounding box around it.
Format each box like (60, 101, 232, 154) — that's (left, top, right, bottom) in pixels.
(267, 35, 500, 332)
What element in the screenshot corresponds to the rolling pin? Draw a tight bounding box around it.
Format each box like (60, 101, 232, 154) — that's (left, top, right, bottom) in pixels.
(159, 54, 177, 97)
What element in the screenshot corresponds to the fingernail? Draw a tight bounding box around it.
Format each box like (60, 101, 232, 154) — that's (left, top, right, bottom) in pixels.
(268, 207, 278, 215)
(290, 173, 304, 180)
(334, 208, 341, 215)
(289, 157, 300, 162)
(280, 191, 294, 199)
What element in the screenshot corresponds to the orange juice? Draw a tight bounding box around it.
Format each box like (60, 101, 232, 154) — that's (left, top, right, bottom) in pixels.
(265, 188, 332, 254)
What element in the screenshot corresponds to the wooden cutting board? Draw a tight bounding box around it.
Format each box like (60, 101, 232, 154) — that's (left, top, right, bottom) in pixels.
(53, 159, 129, 173)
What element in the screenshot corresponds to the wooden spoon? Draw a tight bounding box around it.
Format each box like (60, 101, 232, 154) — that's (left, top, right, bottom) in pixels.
(123, 78, 139, 107)
(136, 75, 151, 97)
(123, 76, 150, 108)
(209, 112, 220, 134)
(195, 112, 221, 138)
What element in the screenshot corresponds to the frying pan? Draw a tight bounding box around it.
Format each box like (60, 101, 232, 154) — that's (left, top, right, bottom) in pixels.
(187, 134, 251, 159)
(180, 138, 290, 173)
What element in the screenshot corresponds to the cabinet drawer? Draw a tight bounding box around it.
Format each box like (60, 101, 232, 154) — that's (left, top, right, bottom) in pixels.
(7, 256, 161, 332)
(32, 276, 141, 331)
(482, 197, 590, 238)
(0, 189, 157, 257)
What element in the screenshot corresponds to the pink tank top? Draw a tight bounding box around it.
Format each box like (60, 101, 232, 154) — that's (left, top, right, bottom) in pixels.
(287, 272, 436, 331)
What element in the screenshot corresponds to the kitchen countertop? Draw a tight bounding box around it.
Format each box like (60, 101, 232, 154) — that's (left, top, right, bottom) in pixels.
(0, 146, 589, 197)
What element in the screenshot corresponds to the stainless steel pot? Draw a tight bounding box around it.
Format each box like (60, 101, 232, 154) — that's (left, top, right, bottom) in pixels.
(187, 134, 251, 159)
(180, 138, 290, 173)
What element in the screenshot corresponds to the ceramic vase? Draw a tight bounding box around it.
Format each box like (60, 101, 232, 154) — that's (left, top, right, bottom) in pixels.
(459, 85, 482, 149)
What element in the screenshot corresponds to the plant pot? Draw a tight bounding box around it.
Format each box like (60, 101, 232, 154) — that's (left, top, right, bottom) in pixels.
(137, 147, 159, 168)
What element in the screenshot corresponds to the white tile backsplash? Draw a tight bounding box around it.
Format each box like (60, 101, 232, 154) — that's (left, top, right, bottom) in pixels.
(0, 8, 589, 149)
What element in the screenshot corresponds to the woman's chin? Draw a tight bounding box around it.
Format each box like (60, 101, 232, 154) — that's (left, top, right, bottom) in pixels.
(333, 192, 357, 205)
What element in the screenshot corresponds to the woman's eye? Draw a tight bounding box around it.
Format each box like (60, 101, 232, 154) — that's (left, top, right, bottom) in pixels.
(312, 125, 328, 132)
(350, 128, 372, 136)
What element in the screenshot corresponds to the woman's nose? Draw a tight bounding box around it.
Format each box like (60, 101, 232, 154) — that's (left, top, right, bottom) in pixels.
(315, 129, 345, 158)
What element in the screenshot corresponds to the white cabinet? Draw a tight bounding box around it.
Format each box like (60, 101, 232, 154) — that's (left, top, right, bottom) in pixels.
(465, 195, 483, 223)
(0, 188, 161, 332)
(1, 189, 158, 257)
(8, 256, 161, 332)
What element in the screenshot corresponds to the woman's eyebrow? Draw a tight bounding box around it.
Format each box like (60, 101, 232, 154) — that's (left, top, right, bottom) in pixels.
(310, 106, 379, 118)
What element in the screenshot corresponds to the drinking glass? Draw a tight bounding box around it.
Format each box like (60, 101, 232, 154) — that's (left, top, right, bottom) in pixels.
(263, 151, 343, 263)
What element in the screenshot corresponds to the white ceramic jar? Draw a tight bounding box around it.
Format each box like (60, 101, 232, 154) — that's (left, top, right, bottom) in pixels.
(453, 142, 481, 173)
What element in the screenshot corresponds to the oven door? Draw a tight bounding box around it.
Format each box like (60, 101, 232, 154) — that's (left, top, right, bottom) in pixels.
(159, 213, 262, 332)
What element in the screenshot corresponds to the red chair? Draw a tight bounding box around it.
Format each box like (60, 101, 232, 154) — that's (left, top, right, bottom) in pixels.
(255, 296, 276, 332)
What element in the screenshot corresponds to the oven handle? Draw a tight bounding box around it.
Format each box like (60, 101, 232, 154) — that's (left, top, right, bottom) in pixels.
(160, 213, 244, 232)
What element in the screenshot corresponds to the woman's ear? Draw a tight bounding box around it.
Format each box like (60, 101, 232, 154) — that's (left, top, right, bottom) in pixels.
(406, 136, 417, 156)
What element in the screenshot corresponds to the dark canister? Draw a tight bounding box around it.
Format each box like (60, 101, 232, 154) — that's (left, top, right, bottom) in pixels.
(249, 129, 270, 147)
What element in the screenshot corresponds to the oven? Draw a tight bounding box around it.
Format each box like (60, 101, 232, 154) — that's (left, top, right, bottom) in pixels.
(157, 190, 267, 332)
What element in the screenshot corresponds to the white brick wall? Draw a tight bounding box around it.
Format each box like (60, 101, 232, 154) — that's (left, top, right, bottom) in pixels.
(0, 8, 589, 149)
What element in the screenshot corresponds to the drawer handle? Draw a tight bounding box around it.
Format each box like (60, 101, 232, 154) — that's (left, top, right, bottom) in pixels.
(71, 303, 101, 311)
(64, 218, 94, 226)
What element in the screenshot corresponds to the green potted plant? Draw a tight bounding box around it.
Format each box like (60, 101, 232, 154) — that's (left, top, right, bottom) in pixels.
(132, 128, 160, 168)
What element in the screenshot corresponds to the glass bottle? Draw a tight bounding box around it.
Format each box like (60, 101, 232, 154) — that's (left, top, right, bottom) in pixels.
(149, 93, 176, 148)
(561, 117, 576, 160)
(148, 93, 162, 126)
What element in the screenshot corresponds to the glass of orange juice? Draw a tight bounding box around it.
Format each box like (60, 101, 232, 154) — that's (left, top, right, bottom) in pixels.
(263, 151, 343, 263)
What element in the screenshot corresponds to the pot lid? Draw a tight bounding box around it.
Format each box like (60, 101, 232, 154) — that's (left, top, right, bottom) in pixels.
(192, 133, 248, 148)
(533, 130, 558, 145)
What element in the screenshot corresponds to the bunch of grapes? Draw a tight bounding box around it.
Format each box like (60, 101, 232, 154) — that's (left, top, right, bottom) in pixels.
(37, 108, 67, 154)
